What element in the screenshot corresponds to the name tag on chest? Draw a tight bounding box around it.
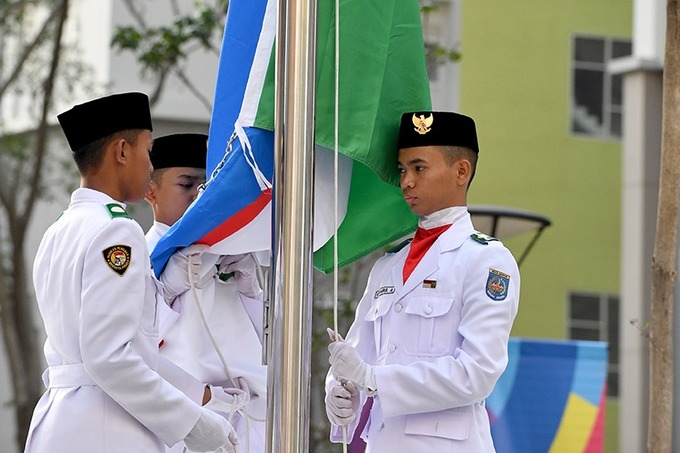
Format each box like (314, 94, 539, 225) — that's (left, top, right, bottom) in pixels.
(374, 286, 395, 299)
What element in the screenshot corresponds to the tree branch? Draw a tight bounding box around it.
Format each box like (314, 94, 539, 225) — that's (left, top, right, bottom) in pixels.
(0, 1, 39, 25)
(0, 4, 60, 100)
(21, 0, 69, 227)
(647, 1, 680, 451)
(172, 65, 212, 111)
(122, 0, 148, 29)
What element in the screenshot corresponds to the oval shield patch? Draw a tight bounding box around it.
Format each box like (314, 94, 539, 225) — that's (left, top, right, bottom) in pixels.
(103, 245, 131, 276)
(486, 268, 510, 301)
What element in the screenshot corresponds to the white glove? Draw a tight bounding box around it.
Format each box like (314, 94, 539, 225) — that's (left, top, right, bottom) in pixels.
(328, 340, 373, 390)
(217, 253, 262, 298)
(205, 378, 251, 418)
(325, 381, 359, 426)
(184, 408, 239, 452)
(160, 244, 218, 299)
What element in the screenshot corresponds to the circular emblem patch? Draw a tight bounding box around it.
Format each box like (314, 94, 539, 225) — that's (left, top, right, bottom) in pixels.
(103, 245, 132, 276)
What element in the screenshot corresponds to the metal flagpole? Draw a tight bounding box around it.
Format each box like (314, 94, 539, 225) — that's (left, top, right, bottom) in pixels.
(266, 0, 317, 450)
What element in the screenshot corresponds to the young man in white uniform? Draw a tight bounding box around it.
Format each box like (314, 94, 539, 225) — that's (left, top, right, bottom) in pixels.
(145, 133, 208, 251)
(325, 111, 520, 452)
(145, 134, 267, 453)
(25, 93, 238, 453)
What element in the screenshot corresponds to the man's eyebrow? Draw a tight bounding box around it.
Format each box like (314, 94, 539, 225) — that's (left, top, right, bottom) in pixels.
(177, 174, 202, 180)
(398, 157, 427, 166)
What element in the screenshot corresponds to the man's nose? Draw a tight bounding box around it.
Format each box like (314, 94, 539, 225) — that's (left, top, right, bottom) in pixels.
(401, 175, 414, 190)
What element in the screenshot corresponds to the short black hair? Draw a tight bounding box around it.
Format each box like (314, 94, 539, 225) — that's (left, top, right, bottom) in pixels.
(72, 129, 141, 174)
(440, 145, 478, 186)
(150, 167, 170, 185)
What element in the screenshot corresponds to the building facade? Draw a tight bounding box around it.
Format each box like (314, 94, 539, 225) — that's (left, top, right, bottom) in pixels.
(455, 1, 634, 451)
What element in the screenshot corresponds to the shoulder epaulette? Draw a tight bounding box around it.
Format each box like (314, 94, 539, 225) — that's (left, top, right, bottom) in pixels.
(470, 231, 499, 244)
(386, 239, 412, 254)
(106, 203, 132, 220)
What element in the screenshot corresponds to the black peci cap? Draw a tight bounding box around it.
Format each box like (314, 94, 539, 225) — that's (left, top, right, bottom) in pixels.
(398, 111, 479, 153)
(57, 92, 153, 152)
(150, 133, 208, 170)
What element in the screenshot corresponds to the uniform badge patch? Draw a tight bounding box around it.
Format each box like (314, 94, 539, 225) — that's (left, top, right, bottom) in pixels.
(486, 268, 510, 301)
(103, 245, 131, 276)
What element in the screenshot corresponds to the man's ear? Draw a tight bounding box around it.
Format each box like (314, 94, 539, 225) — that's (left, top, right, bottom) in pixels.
(456, 159, 472, 186)
(144, 180, 157, 205)
(112, 138, 127, 165)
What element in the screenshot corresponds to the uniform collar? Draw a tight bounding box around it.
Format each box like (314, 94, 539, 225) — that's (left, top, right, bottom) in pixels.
(418, 206, 467, 229)
(433, 210, 474, 253)
(394, 210, 474, 294)
(151, 221, 170, 235)
(70, 187, 126, 209)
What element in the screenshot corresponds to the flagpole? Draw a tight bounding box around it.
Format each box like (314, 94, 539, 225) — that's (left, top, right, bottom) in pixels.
(267, 0, 317, 451)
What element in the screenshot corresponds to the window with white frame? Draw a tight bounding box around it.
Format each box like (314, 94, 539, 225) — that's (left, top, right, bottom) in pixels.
(568, 292, 619, 398)
(571, 35, 631, 139)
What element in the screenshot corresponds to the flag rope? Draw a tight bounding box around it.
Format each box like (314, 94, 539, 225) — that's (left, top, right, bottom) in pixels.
(332, 0, 349, 451)
(184, 252, 267, 453)
(236, 120, 272, 190)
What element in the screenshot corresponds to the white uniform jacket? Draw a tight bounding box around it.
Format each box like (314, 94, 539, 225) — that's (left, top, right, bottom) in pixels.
(25, 188, 205, 453)
(329, 211, 520, 453)
(158, 249, 267, 453)
(146, 220, 170, 252)
(146, 222, 182, 342)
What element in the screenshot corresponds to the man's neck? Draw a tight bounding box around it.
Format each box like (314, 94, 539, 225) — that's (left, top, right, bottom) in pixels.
(80, 171, 124, 203)
(419, 206, 467, 229)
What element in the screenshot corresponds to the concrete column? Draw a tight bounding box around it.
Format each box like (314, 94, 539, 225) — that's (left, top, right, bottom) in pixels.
(619, 66, 662, 453)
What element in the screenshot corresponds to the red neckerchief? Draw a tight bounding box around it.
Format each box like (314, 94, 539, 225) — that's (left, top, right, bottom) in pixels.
(402, 224, 452, 283)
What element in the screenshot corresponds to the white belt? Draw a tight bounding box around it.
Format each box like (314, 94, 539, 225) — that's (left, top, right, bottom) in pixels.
(42, 363, 96, 389)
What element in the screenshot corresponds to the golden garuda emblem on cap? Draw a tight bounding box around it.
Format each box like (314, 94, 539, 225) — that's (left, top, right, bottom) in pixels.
(412, 113, 433, 135)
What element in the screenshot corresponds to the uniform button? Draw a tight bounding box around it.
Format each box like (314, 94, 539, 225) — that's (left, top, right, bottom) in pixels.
(379, 422, 385, 430)
(389, 344, 397, 353)
(424, 305, 433, 315)
(394, 303, 403, 312)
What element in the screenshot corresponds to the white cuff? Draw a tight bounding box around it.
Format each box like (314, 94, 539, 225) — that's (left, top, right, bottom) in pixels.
(364, 365, 377, 396)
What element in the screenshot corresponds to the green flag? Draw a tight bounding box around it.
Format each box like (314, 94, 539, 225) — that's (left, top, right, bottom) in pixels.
(255, 0, 432, 272)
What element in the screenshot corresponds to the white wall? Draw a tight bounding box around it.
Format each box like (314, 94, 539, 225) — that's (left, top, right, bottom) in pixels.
(424, 0, 461, 111)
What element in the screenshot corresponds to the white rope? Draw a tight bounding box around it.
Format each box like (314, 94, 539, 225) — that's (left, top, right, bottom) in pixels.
(185, 253, 268, 453)
(235, 120, 272, 191)
(332, 0, 348, 451)
(199, 127, 272, 202)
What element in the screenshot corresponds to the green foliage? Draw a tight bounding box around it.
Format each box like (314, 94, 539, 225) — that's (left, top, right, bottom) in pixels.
(114, 0, 458, 82)
(426, 44, 461, 65)
(111, 3, 225, 73)
(0, 133, 29, 160)
(420, 0, 461, 65)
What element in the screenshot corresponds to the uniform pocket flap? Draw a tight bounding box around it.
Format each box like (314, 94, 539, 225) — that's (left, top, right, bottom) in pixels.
(404, 406, 471, 440)
(404, 295, 454, 318)
(364, 296, 395, 321)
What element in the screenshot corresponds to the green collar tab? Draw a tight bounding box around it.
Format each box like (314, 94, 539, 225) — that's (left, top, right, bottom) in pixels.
(387, 239, 412, 254)
(470, 232, 499, 244)
(106, 203, 132, 219)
